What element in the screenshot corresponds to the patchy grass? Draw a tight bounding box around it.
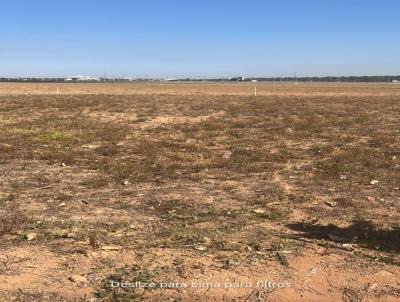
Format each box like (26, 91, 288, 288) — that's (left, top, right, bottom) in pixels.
(34, 131, 72, 142)
(0, 88, 399, 301)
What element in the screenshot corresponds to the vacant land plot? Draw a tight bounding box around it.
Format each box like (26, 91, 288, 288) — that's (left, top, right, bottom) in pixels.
(0, 83, 399, 301)
(2, 82, 400, 96)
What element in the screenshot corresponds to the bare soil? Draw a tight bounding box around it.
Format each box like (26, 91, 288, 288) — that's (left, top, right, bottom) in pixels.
(0, 83, 399, 301)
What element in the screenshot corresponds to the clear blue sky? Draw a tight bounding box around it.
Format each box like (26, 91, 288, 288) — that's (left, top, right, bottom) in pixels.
(1, 0, 399, 78)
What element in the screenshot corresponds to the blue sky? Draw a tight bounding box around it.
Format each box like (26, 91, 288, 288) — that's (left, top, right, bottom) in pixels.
(1, 1, 399, 78)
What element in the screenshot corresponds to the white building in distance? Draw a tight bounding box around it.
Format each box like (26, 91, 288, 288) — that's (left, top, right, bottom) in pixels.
(65, 76, 101, 82)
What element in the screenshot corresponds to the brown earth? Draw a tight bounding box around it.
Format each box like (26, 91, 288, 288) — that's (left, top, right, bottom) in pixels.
(0, 83, 399, 301)
(1, 82, 400, 96)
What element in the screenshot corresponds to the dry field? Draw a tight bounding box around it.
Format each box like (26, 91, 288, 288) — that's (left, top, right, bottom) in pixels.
(2, 82, 400, 96)
(0, 83, 399, 302)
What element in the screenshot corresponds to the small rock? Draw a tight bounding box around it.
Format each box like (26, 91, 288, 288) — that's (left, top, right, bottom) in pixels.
(324, 201, 337, 207)
(370, 180, 380, 185)
(60, 162, 67, 167)
(26, 232, 38, 241)
(122, 180, 130, 185)
(342, 243, 355, 249)
(366, 282, 378, 291)
(195, 246, 206, 251)
(276, 252, 289, 267)
(68, 274, 88, 284)
(339, 175, 347, 180)
(223, 259, 235, 269)
(222, 150, 233, 159)
(59, 202, 66, 207)
(82, 144, 99, 149)
(0, 143, 12, 149)
(253, 208, 266, 214)
(100, 245, 122, 251)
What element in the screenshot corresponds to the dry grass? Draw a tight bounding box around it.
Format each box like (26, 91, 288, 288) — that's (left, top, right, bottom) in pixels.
(0, 83, 399, 301)
(1, 81, 400, 96)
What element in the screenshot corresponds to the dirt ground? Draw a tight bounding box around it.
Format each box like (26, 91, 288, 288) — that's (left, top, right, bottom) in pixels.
(0, 83, 399, 301)
(1, 82, 400, 96)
